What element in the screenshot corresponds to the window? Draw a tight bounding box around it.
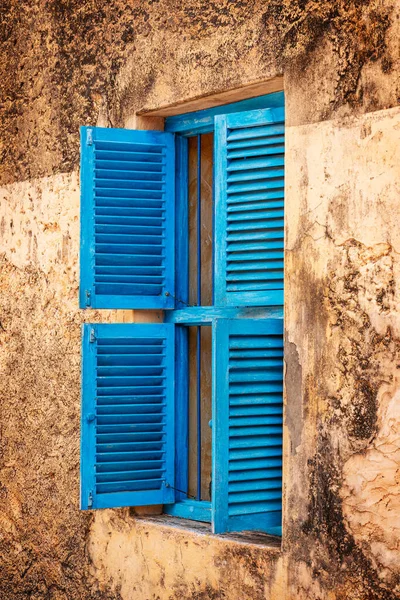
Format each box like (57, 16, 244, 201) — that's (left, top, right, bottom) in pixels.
(80, 92, 285, 536)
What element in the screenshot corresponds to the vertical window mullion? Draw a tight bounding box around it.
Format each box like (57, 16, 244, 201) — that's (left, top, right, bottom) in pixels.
(196, 134, 202, 500)
(174, 135, 189, 500)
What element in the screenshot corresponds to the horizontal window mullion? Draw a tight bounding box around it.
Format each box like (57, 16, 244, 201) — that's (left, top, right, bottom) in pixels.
(164, 306, 283, 325)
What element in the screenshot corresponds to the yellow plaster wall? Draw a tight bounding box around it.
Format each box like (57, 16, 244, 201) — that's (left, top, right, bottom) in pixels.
(88, 512, 282, 600)
(1, 95, 400, 600)
(1, 2, 400, 598)
(283, 105, 400, 598)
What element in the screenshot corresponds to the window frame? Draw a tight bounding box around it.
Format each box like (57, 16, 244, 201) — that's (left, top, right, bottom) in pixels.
(163, 92, 284, 525)
(79, 90, 285, 533)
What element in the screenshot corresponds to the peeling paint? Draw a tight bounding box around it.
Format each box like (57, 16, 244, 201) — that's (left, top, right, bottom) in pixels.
(284, 337, 303, 455)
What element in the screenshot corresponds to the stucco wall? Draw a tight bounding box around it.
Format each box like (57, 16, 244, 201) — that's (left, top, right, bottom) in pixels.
(1, 1, 400, 599)
(284, 105, 400, 600)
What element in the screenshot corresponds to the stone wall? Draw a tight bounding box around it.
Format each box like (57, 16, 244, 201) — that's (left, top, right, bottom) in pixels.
(1, 1, 399, 598)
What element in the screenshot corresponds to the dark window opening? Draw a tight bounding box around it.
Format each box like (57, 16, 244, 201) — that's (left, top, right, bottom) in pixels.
(188, 325, 212, 502)
(188, 133, 214, 307)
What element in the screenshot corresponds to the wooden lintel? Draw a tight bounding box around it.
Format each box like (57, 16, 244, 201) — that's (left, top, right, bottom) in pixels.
(137, 76, 284, 118)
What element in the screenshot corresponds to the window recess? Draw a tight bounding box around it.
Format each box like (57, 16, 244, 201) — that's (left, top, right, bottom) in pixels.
(80, 91, 285, 537)
(166, 99, 285, 534)
(164, 324, 213, 523)
(188, 133, 214, 307)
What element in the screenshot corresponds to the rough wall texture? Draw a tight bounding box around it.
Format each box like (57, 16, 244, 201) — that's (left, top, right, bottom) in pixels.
(1, 1, 400, 599)
(0, 173, 118, 599)
(1, 0, 399, 184)
(88, 513, 283, 599)
(285, 105, 400, 600)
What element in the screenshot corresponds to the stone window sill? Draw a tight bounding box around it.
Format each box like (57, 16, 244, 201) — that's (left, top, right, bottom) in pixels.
(134, 513, 282, 551)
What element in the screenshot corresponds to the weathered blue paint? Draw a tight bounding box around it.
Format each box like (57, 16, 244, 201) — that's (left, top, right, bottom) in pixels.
(211, 319, 230, 534)
(174, 136, 189, 309)
(214, 107, 285, 308)
(165, 91, 284, 136)
(80, 323, 175, 510)
(164, 306, 282, 325)
(175, 325, 189, 502)
(165, 498, 211, 522)
(80, 128, 96, 309)
(174, 137, 189, 502)
(79, 126, 176, 310)
(212, 318, 283, 535)
(80, 324, 97, 509)
(164, 98, 285, 528)
(212, 131, 216, 306)
(196, 134, 202, 501)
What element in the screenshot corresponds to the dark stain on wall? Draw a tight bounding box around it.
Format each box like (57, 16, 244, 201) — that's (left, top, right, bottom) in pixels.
(299, 432, 397, 600)
(261, 0, 394, 113)
(1, 1, 398, 185)
(326, 239, 397, 444)
(213, 544, 280, 600)
(1, 0, 154, 184)
(287, 238, 400, 599)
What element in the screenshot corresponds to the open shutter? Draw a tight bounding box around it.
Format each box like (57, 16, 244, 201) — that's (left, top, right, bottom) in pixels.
(214, 108, 284, 307)
(81, 323, 175, 509)
(212, 318, 283, 534)
(80, 127, 175, 309)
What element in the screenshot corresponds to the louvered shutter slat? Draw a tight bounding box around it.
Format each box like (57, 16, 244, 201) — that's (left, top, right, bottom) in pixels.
(214, 108, 284, 307)
(212, 318, 283, 535)
(81, 323, 175, 510)
(80, 127, 175, 309)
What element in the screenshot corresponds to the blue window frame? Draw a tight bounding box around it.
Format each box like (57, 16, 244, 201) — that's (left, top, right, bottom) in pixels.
(80, 91, 284, 537)
(165, 92, 284, 534)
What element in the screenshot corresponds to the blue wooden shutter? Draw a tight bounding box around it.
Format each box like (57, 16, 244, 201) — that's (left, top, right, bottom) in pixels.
(212, 318, 283, 534)
(80, 127, 175, 309)
(214, 108, 284, 307)
(81, 323, 175, 509)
